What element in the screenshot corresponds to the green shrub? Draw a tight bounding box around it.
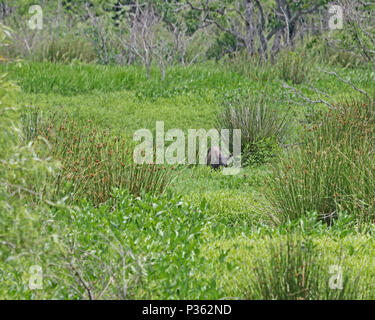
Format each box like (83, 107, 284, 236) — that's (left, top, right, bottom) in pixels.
(216, 95, 289, 165)
(50, 191, 222, 299)
(0, 27, 56, 203)
(206, 32, 238, 61)
(244, 137, 280, 167)
(0, 26, 61, 298)
(298, 36, 364, 69)
(267, 96, 375, 225)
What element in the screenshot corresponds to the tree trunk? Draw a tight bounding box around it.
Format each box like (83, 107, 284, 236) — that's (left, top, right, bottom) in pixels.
(271, 31, 282, 63)
(244, 0, 255, 56)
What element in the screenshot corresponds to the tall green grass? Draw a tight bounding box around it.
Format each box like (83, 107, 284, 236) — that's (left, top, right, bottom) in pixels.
(0, 61, 250, 98)
(2, 25, 375, 299)
(267, 95, 375, 225)
(22, 107, 177, 205)
(219, 51, 279, 82)
(247, 236, 366, 299)
(33, 37, 97, 64)
(216, 94, 289, 165)
(277, 50, 310, 85)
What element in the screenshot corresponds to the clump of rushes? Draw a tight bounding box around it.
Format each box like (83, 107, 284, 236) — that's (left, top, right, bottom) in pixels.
(30, 110, 176, 205)
(216, 94, 289, 166)
(248, 236, 365, 300)
(266, 96, 375, 225)
(278, 50, 310, 85)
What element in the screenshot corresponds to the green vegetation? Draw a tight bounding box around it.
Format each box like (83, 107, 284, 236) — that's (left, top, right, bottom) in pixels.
(1, 1, 375, 300)
(267, 96, 375, 225)
(21, 107, 176, 204)
(2, 58, 374, 299)
(216, 94, 289, 166)
(249, 236, 364, 299)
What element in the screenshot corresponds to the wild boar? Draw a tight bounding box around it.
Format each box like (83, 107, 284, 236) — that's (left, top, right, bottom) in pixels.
(206, 146, 231, 170)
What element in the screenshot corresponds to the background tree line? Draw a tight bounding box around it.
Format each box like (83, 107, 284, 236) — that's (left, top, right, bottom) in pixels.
(0, 0, 374, 78)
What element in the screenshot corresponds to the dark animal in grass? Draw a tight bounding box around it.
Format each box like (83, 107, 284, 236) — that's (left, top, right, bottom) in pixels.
(206, 146, 231, 170)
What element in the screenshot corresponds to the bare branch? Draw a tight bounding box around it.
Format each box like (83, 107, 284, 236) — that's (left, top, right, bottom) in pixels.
(283, 82, 336, 110)
(321, 69, 372, 101)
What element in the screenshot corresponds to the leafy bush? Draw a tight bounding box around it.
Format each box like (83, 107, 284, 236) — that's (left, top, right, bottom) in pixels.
(207, 32, 238, 61)
(0, 24, 60, 299)
(244, 137, 280, 167)
(0, 26, 56, 203)
(295, 36, 364, 69)
(49, 191, 222, 299)
(216, 95, 289, 165)
(248, 236, 365, 299)
(267, 96, 375, 225)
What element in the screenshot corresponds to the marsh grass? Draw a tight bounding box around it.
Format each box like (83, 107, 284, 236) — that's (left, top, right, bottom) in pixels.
(22, 107, 177, 205)
(216, 94, 289, 165)
(219, 51, 278, 82)
(3, 38, 375, 299)
(267, 96, 375, 225)
(0, 62, 248, 98)
(249, 236, 365, 299)
(277, 50, 310, 85)
(33, 37, 97, 64)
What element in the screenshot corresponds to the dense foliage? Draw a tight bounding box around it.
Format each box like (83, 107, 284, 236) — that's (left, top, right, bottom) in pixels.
(1, 1, 375, 300)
